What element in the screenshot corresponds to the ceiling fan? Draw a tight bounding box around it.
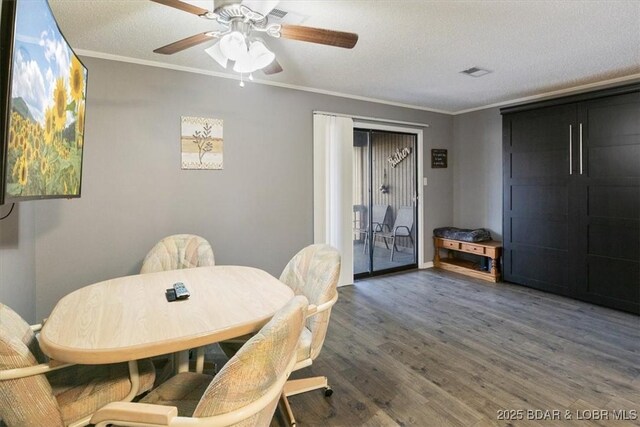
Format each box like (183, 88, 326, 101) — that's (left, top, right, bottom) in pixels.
(150, 0, 359, 82)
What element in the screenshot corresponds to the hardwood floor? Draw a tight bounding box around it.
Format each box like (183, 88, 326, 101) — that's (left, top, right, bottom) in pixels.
(274, 269, 640, 426)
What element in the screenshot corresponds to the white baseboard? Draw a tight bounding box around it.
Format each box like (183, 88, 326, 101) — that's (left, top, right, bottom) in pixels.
(420, 261, 434, 269)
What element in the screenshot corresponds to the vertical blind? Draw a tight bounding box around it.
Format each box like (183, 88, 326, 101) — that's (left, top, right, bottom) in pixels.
(313, 114, 354, 287)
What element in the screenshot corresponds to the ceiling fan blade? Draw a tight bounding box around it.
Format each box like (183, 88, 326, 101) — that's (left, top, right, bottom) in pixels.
(154, 32, 216, 54)
(150, 0, 209, 16)
(262, 59, 283, 75)
(241, 0, 280, 17)
(279, 25, 358, 49)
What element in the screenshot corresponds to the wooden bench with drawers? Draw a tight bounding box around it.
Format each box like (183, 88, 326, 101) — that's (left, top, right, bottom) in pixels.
(433, 237, 502, 282)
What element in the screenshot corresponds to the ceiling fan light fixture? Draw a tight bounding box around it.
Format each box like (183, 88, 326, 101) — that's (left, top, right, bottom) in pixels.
(248, 40, 275, 69)
(204, 42, 228, 68)
(199, 11, 218, 20)
(233, 52, 256, 73)
(266, 24, 282, 38)
(152, 1, 360, 80)
(219, 31, 247, 61)
(232, 40, 275, 73)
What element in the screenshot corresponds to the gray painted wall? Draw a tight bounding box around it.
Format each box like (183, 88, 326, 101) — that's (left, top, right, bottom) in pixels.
(452, 107, 502, 240)
(33, 57, 453, 319)
(0, 204, 36, 322)
(0, 0, 36, 323)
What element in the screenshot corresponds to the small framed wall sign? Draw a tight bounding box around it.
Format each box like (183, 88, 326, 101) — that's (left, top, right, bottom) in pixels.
(431, 149, 448, 168)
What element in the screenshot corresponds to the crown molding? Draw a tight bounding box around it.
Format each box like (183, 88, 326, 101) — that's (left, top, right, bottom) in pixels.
(452, 73, 640, 115)
(75, 49, 453, 115)
(75, 50, 640, 117)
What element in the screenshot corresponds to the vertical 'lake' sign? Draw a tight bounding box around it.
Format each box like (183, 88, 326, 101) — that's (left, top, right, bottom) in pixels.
(431, 149, 448, 168)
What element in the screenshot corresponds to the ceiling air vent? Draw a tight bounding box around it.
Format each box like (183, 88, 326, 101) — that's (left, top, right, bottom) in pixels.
(268, 8, 288, 19)
(267, 8, 308, 25)
(460, 67, 491, 77)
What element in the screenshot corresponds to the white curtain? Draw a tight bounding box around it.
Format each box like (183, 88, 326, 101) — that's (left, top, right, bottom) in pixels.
(313, 114, 354, 287)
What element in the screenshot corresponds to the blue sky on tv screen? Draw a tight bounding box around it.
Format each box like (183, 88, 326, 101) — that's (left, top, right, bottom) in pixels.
(12, 0, 80, 125)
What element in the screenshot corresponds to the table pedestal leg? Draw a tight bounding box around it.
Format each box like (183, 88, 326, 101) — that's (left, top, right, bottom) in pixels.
(124, 360, 140, 401)
(176, 351, 190, 374)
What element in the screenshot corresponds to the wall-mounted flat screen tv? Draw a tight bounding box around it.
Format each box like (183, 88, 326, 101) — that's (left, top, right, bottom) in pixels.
(0, 0, 87, 205)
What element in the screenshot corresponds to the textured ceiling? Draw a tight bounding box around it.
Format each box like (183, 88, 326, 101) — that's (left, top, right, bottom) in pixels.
(49, 0, 640, 114)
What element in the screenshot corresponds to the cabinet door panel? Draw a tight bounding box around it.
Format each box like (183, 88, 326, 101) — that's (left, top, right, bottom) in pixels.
(511, 150, 568, 178)
(507, 247, 569, 293)
(574, 91, 640, 313)
(588, 185, 639, 219)
(586, 257, 640, 304)
(511, 185, 568, 216)
(511, 217, 568, 250)
(511, 114, 570, 151)
(588, 222, 639, 261)
(587, 102, 640, 139)
(589, 143, 640, 178)
(503, 104, 575, 293)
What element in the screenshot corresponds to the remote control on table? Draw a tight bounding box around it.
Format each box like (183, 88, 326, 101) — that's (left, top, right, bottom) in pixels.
(165, 288, 177, 302)
(173, 282, 190, 300)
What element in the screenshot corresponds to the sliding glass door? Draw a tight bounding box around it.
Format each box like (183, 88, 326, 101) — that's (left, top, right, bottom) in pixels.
(353, 128, 418, 278)
(353, 130, 371, 275)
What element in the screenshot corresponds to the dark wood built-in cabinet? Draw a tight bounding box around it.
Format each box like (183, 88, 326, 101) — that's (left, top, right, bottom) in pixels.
(502, 84, 640, 314)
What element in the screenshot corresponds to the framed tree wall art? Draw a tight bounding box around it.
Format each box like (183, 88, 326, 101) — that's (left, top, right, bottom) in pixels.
(180, 116, 223, 170)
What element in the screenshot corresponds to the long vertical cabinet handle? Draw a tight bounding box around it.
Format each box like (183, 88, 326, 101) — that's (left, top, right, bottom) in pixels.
(579, 123, 583, 175)
(569, 125, 573, 175)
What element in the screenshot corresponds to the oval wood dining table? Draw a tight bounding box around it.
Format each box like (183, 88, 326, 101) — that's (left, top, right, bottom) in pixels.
(39, 266, 294, 365)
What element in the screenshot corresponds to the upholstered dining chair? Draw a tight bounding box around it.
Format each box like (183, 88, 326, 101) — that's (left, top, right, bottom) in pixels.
(90, 295, 308, 427)
(220, 245, 340, 426)
(277, 244, 341, 427)
(140, 234, 215, 274)
(0, 303, 155, 427)
(140, 234, 216, 376)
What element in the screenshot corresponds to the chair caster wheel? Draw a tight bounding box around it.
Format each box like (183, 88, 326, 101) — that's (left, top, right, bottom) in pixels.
(324, 386, 333, 397)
